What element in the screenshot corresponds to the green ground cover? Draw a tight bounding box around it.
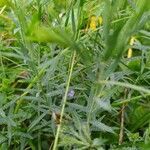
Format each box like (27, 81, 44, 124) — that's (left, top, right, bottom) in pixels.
(0, 0, 150, 149)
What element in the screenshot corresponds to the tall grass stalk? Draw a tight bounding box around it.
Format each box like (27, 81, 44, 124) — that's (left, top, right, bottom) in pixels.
(52, 51, 76, 150)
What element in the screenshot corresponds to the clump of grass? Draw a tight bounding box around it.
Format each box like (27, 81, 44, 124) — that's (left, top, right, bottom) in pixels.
(0, 0, 150, 150)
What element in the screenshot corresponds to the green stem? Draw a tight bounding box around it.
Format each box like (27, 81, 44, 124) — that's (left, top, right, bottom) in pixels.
(52, 51, 76, 150)
(112, 93, 150, 106)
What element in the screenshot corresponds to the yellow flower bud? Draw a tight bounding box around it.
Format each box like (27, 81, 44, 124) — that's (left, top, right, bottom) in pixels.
(90, 16, 97, 31)
(127, 48, 132, 58)
(130, 36, 135, 46)
(127, 37, 135, 58)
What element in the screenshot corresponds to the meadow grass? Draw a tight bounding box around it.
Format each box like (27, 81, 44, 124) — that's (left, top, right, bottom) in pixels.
(0, 0, 150, 149)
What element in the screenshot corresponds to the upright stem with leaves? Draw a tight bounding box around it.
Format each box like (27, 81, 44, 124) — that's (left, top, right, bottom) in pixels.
(52, 51, 76, 150)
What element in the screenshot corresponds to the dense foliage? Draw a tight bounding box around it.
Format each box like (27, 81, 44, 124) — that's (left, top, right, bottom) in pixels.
(0, 0, 150, 149)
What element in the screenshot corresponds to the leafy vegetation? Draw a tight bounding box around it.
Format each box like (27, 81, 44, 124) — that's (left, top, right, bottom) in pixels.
(0, 0, 150, 149)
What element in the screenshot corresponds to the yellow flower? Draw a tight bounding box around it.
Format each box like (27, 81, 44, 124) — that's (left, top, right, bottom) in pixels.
(127, 37, 135, 58)
(89, 15, 97, 31)
(130, 36, 135, 45)
(127, 48, 132, 58)
(85, 15, 103, 32)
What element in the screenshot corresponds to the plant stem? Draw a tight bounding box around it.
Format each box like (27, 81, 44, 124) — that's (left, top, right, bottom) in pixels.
(119, 103, 126, 145)
(52, 51, 76, 150)
(112, 93, 150, 106)
(119, 37, 135, 145)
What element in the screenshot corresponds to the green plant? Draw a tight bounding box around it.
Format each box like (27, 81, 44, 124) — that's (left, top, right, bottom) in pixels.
(0, 0, 150, 149)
